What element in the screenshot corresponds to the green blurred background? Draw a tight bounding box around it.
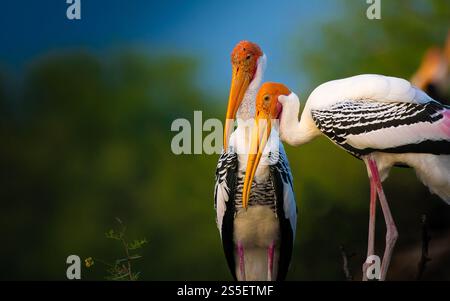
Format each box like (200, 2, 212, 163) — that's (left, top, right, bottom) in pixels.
(0, 0, 449, 280)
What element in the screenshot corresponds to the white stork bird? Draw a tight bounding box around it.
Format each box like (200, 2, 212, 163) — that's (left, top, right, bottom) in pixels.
(214, 41, 297, 281)
(271, 74, 450, 280)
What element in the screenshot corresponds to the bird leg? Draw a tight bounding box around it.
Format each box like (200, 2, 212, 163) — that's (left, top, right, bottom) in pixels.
(267, 241, 275, 281)
(362, 161, 378, 281)
(367, 156, 398, 281)
(237, 242, 246, 280)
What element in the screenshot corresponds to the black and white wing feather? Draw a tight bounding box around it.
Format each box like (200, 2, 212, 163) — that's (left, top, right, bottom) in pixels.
(214, 150, 238, 279)
(305, 74, 450, 156)
(311, 100, 450, 156)
(214, 150, 238, 236)
(270, 144, 297, 280)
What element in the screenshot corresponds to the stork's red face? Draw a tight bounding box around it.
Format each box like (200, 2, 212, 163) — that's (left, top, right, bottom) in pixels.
(242, 82, 290, 209)
(224, 41, 263, 149)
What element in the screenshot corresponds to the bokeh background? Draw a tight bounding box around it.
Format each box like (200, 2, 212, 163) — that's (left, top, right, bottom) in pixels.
(0, 0, 449, 280)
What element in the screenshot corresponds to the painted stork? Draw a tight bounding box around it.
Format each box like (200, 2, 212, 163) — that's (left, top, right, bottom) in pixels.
(214, 42, 297, 281)
(411, 31, 450, 104)
(271, 74, 450, 280)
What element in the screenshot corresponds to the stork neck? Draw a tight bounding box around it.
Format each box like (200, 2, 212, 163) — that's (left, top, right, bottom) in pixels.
(283, 117, 317, 146)
(236, 54, 267, 122)
(279, 95, 319, 146)
(236, 88, 257, 122)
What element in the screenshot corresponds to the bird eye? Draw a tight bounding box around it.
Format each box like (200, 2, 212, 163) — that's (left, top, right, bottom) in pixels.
(264, 95, 270, 102)
(246, 54, 251, 60)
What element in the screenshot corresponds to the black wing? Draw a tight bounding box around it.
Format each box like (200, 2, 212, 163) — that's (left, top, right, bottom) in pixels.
(214, 150, 238, 280)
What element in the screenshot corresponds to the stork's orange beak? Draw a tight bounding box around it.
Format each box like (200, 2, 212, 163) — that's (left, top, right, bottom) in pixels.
(224, 65, 252, 150)
(241, 112, 271, 209)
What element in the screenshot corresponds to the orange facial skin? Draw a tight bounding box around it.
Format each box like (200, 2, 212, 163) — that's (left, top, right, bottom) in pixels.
(241, 82, 291, 209)
(224, 41, 263, 150)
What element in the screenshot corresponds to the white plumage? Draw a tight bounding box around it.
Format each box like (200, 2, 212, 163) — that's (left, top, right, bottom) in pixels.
(306, 74, 433, 110)
(214, 49, 297, 281)
(214, 124, 297, 280)
(278, 74, 450, 280)
(279, 74, 450, 202)
(373, 152, 450, 203)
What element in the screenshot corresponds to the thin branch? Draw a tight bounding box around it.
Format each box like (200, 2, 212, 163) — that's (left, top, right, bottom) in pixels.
(121, 237, 133, 281)
(340, 245, 355, 281)
(115, 218, 133, 280)
(416, 214, 431, 280)
(117, 222, 133, 281)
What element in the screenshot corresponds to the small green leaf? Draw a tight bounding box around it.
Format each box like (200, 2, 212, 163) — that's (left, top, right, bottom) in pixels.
(128, 238, 147, 250)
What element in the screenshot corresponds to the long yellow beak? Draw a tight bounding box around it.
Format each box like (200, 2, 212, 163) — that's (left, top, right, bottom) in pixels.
(224, 66, 251, 150)
(241, 114, 271, 209)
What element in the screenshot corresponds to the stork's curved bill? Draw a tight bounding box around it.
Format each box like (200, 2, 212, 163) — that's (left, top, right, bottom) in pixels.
(223, 42, 263, 149)
(242, 83, 289, 209)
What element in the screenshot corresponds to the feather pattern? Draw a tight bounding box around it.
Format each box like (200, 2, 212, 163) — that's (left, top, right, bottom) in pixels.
(213, 131, 297, 280)
(214, 150, 238, 237)
(279, 74, 450, 204)
(311, 100, 450, 156)
(291, 74, 450, 204)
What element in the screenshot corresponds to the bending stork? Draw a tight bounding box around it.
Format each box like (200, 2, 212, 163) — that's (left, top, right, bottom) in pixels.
(274, 74, 450, 280)
(214, 42, 297, 281)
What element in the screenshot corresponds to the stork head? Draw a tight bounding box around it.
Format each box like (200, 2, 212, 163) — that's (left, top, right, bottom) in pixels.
(241, 82, 290, 209)
(224, 41, 264, 149)
(411, 47, 445, 89)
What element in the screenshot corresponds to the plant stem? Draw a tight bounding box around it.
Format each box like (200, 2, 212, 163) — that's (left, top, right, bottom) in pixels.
(119, 224, 133, 280)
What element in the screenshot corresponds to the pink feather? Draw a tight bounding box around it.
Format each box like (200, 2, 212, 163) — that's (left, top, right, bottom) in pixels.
(441, 109, 450, 137)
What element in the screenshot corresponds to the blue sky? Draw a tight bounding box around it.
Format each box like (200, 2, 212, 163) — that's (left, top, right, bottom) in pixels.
(0, 0, 340, 94)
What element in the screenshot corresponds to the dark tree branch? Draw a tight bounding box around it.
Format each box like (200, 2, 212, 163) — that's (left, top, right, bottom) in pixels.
(340, 245, 355, 281)
(416, 214, 431, 280)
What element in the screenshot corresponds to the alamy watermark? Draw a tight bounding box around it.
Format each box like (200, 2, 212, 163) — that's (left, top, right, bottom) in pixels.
(66, 0, 81, 20)
(66, 255, 81, 279)
(170, 111, 280, 157)
(366, 0, 381, 20)
(365, 255, 381, 280)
